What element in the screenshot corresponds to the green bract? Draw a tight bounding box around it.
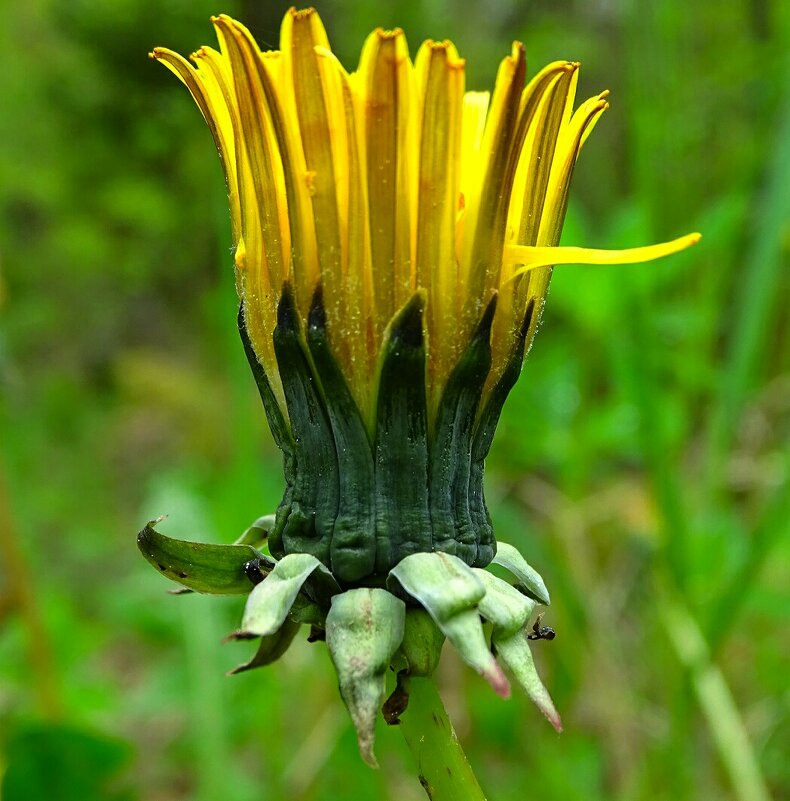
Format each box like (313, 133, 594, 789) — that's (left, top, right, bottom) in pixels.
(137, 277, 563, 764)
(239, 285, 533, 584)
(138, 508, 561, 764)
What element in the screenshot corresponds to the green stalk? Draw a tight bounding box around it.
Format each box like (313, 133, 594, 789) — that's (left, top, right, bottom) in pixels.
(658, 587, 771, 801)
(398, 677, 487, 801)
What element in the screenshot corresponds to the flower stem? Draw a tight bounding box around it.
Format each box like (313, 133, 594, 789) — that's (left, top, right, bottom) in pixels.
(398, 677, 487, 801)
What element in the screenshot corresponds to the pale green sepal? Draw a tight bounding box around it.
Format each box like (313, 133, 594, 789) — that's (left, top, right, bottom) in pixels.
(234, 514, 277, 547)
(473, 569, 537, 635)
(237, 553, 326, 638)
(228, 617, 301, 675)
(494, 631, 563, 732)
(302, 561, 343, 607)
(491, 540, 551, 605)
(325, 588, 406, 768)
(399, 608, 445, 677)
(289, 594, 325, 627)
(387, 552, 510, 698)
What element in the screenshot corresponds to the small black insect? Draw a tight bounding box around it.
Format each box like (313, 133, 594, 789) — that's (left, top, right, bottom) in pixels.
(307, 625, 326, 643)
(243, 558, 266, 586)
(527, 613, 556, 641)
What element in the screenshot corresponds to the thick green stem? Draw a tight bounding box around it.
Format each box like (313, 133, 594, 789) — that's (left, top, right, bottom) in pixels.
(398, 677, 487, 801)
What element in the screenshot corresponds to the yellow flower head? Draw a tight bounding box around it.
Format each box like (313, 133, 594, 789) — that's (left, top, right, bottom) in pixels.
(151, 7, 699, 427)
(142, 11, 702, 757)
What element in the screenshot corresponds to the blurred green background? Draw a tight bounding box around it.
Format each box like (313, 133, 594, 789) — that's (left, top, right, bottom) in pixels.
(1, 0, 787, 799)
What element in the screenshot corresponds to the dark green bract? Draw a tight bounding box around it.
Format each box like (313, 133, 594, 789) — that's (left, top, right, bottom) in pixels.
(134, 282, 562, 762)
(137, 519, 273, 594)
(237, 284, 535, 585)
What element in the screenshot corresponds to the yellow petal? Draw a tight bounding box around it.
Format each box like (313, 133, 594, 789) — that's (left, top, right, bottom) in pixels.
(460, 42, 526, 321)
(511, 62, 579, 250)
(314, 45, 375, 415)
(282, 9, 343, 320)
(413, 40, 465, 397)
(458, 91, 489, 209)
(507, 90, 610, 383)
(211, 18, 285, 284)
(189, 46, 242, 245)
(505, 233, 702, 277)
(357, 28, 414, 339)
(155, 11, 703, 432)
(490, 62, 578, 387)
(151, 48, 239, 243)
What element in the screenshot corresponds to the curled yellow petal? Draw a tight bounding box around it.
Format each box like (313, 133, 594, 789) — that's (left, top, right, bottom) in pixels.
(505, 232, 702, 278)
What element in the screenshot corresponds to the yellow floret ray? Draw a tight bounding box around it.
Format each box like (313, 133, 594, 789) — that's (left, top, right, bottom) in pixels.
(505, 233, 703, 275)
(151, 8, 700, 425)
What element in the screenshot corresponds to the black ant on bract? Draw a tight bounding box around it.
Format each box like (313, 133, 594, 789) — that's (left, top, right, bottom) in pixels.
(527, 613, 556, 641)
(243, 558, 266, 586)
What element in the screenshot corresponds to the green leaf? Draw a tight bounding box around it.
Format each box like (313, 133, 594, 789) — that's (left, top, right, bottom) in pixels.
(137, 518, 272, 594)
(325, 588, 405, 767)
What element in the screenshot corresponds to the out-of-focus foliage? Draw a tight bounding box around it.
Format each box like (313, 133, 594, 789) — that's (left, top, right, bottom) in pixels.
(0, 1, 787, 800)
